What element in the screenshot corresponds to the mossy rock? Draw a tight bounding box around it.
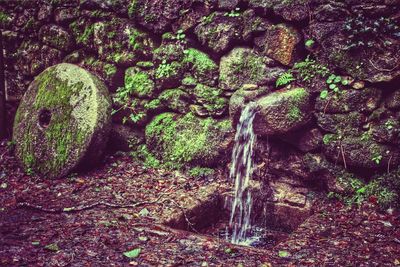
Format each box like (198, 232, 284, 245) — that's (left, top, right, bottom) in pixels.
(192, 84, 228, 117)
(38, 24, 74, 52)
(145, 112, 233, 167)
(182, 48, 219, 87)
(194, 11, 243, 54)
(322, 133, 400, 170)
(13, 63, 112, 178)
(315, 112, 366, 135)
(254, 87, 312, 135)
(315, 87, 382, 114)
(124, 67, 155, 98)
(158, 88, 191, 114)
(219, 47, 284, 92)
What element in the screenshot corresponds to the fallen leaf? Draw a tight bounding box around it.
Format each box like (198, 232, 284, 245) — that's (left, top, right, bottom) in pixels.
(278, 250, 290, 258)
(123, 248, 141, 258)
(45, 243, 59, 252)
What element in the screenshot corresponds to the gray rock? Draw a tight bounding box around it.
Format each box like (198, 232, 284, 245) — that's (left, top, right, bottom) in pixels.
(39, 24, 74, 52)
(194, 12, 242, 54)
(219, 47, 285, 92)
(254, 87, 312, 136)
(322, 133, 400, 169)
(315, 87, 382, 114)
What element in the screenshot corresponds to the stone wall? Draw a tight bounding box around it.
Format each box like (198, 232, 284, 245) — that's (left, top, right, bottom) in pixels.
(1, 0, 400, 212)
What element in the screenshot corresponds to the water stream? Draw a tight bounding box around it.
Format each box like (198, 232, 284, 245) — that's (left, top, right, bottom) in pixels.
(229, 102, 258, 245)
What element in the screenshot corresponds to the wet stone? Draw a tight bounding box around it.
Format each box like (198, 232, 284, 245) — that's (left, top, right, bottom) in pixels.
(13, 63, 112, 178)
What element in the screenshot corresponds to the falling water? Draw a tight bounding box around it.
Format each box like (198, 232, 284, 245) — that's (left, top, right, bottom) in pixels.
(229, 102, 257, 245)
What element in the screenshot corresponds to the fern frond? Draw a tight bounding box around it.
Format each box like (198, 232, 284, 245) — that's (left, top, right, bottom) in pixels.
(276, 72, 295, 87)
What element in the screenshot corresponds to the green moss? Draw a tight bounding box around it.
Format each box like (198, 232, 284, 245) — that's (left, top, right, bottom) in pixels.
(104, 64, 117, 78)
(193, 84, 227, 114)
(0, 11, 10, 27)
(188, 166, 214, 178)
(182, 76, 197, 86)
(287, 106, 301, 122)
(183, 48, 217, 77)
(323, 134, 335, 145)
(125, 68, 155, 98)
(143, 99, 161, 111)
(128, 0, 138, 18)
(77, 24, 94, 45)
(146, 112, 232, 167)
(136, 61, 154, 69)
(155, 61, 182, 79)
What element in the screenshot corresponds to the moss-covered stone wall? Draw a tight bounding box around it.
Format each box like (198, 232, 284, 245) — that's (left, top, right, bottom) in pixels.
(1, 0, 400, 207)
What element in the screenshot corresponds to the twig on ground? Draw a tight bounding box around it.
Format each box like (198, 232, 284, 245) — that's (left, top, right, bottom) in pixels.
(16, 192, 169, 213)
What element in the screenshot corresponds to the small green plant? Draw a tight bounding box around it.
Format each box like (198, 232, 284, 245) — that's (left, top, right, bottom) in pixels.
(225, 8, 241, 17)
(343, 14, 400, 50)
(275, 72, 295, 87)
(305, 39, 315, 47)
(385, 120, 395, 130)
(275, 56, 346, 100)
(112, 88, 147, 125)
(372, 153, 382, 165)
(173, 29, 186, 44)
(188, 166, 214, 178)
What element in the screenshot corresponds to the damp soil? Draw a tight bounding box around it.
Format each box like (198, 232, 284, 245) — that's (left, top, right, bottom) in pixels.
(1, 140, 400, 266)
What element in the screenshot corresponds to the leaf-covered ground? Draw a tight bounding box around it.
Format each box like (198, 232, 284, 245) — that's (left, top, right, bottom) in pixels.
(0, 140, 399, 266)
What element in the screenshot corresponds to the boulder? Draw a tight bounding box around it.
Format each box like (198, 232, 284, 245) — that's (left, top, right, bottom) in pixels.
(219, 47, 285, 92)
(192, 84, 228, 117)
(282, 128, 323, 153)
(305, 7, 400, 83)
(263, 180, 312, 231)
(145, 112, 233, 167)
(255, 23, 302, 66)
(194, 12, 242, 54)
(315, 111, 366, 134)
(182, 48, 219, 87)
(322, 133, 400, 170)
(273, 0, 310, 22)
(229, 84, 269, 125)
(315, 87, 381, 114)
(133, 0, 189, 34)
(254, 87, 312, 136)
(13, 63, 112, 178)
(371, 116, 400, 145)
(39, 24, 74, 52)
(158, 88, 191, 114)
(54, 7, 80, 23)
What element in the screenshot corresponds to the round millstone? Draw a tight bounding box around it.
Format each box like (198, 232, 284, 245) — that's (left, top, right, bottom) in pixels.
(13, 63, 112, 178)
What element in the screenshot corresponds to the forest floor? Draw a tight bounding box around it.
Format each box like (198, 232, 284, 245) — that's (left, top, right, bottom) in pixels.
(1, 140, 400, 266)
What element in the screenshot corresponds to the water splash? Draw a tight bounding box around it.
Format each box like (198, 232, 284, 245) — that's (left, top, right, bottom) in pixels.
(229, 102, 257, 245)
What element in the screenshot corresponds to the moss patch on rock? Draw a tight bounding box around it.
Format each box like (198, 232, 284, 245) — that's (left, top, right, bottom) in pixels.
(145, 112, 233, 168)
(124, 67, 155, 98)
(254, 87, 311, 135)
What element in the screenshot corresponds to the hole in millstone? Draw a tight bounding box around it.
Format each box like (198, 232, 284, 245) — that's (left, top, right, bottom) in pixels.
(38, 109, 52, 129)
